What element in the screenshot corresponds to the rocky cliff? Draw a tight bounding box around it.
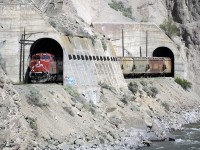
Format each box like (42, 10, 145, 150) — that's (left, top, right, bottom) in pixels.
(164, 0, 200, 93)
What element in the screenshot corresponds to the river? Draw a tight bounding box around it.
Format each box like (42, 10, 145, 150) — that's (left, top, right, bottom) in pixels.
(138, 122, 200, 150)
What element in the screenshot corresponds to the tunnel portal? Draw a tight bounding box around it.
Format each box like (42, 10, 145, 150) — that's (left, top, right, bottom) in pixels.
(153, 47, 174, 77)
(25, 38, 63, 83)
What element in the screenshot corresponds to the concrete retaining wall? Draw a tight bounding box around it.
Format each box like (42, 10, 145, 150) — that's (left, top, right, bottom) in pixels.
(93, 22, 185, 77)
(0, 4, 126, 103)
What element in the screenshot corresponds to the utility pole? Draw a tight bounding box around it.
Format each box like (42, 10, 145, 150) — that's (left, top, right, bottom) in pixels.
(19, 29, 36, 83)
(146, 30, 148, 57)
(22, 28, 25, 82)
(122, 29, 124, 56)
(19, 34, 23, 83)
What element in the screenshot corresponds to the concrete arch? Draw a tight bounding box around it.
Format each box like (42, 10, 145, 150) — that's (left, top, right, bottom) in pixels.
(30, 38, 63, 57)
(153, 47, 174, 77)
(25, 38, 63, 83)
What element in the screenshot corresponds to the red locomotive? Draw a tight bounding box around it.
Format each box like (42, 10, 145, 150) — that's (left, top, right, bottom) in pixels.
(29, 53, 60, 83)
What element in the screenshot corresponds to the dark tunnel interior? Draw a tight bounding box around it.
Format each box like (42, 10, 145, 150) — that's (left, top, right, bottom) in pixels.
(153, 47, 174, 77)
(30, 38, 63, 57)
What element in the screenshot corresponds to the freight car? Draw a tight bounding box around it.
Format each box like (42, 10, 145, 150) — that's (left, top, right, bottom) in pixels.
(29, 53, 62, 83)
(117, 57, 172, 77)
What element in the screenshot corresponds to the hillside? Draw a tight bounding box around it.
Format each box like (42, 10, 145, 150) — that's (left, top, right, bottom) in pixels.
(1, 0, 200, 149)
(1, 70, 200, 149)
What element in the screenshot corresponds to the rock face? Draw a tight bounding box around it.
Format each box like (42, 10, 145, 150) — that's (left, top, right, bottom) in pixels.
(165, 0, 200, 24)
(0, 66, 31, 149)
(164, 0, 200, 94)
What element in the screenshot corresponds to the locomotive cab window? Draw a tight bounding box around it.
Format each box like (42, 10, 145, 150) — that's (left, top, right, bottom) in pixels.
(32, 55, 40, 60)
(42, 55, 50, 60)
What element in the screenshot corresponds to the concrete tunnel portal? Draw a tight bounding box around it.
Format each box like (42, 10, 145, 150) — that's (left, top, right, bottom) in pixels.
(25, 38, 64, 83)
(153, 47, 174, 77)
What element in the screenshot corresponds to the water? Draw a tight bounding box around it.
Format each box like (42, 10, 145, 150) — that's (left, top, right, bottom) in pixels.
(138, 122, 200, 150)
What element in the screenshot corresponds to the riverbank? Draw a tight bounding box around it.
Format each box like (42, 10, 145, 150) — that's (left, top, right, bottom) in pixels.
(139, 121, 200, 150)
(1, 77, 200, 149)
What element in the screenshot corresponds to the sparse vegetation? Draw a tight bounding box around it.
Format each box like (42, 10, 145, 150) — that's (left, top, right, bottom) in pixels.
(143, 86, 158, 98)
(140, 80, 147, 87)
(150, 86, 158, 98)
(160, 17, 179, 38)
(25, 117, 38, 136)
(101, 39, 107, 51)
(106, 107, 117, 113)
(89, 36, 96, 46)
(63, 106, 75, 116)
(141, 17, 148, 22)
(142, 86, 151, 97)
(175, 77, 192, 90)
(161, 101, 170, 111)
(49, 21, 56, 28)
(121, 94, 129, 105)
(0, 54, 6, 73)
(130, 104, 140, 111)
(27, 88, 48, 107)
(108, 0, 133, 19)
(64, 86, 97, 115)
(64, 86, 80, 100)
(98, 82, 116, 93)
(128, 81, 138, 95)
(108, 116, 122, 128)
(49, 91, 55, 95)
(84, 100, 97, 115)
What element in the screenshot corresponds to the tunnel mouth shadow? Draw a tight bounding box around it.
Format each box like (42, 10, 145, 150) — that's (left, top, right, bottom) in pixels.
(25, 38, 63, 83)
(153, 47, 174, 77)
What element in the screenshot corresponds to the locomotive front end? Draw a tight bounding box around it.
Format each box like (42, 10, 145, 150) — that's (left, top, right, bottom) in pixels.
(29, 53, 51, 83)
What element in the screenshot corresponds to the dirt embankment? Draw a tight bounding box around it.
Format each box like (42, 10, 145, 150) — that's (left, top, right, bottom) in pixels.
(1, 76, 200, 149)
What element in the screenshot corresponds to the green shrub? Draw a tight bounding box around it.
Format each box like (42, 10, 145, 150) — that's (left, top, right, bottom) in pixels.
(128, 81, 138, 95)
(64, 86, 80, 99)
(161, 102, 170, 111)
(140, 80, 148, 87)
(150, 86, 158, 98)
(143, 86, 151, 97)
(120, 94, 129, 105)
(101, 39, 107, 51)
(64, 86, 97, 115)
(27, 89, 48, 107)
(84, 101, 97, 115)
(25, 117, 38, 136)
(108, 116, 122, 128)
(98, 82, 116, 93)
(63, 106, 75, 116)
(0, 54, 6, 73)
(175, 77, 192, 90)
(143, 86, 158, 98)
(130, 104, 140, 111)
(108, 0, 133, 19)
(160, 18, 179, 38)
